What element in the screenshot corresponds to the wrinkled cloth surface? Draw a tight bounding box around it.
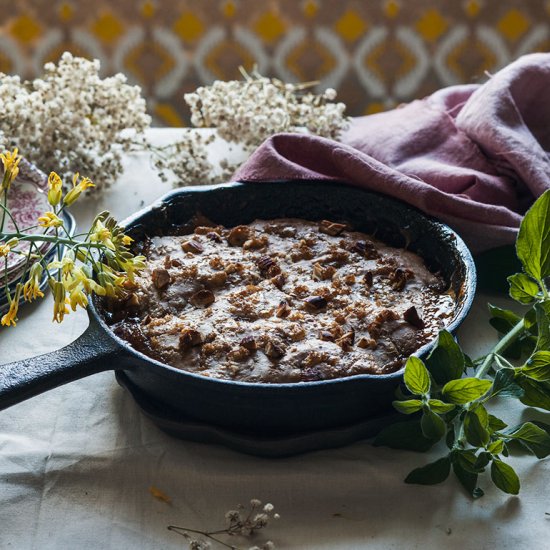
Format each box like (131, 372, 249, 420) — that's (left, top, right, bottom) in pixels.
(1, 130, 550, 550)
(234, 53, 550, 253)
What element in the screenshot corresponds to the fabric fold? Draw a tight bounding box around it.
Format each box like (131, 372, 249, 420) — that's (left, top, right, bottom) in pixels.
(234, 53, 550, 253)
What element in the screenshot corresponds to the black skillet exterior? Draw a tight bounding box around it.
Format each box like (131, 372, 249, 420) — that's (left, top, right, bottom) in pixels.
(90, 179, 476, 434)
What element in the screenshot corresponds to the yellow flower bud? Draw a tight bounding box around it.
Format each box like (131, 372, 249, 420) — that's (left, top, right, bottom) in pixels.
(63, 173, 95, 206)
(47, 172, 63, 206)
(0, 148, 21, 193)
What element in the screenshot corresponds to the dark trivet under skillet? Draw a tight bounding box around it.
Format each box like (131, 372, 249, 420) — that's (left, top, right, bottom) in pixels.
(115, 370, 399, 458)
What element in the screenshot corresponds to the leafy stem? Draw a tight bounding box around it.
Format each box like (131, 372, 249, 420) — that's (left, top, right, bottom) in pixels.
(375, 190, 550, 498)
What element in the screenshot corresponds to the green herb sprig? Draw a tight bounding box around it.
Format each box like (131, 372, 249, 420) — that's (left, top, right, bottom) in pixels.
(375, 190, 550, 498)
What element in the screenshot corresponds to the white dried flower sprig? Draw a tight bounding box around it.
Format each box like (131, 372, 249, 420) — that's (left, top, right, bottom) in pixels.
(149, 67, 349, 187)
(0, 52, 151, 193)
(168, 499, 279, 550)
(147, 131, 216, 186)
(184, 67, 349, 151)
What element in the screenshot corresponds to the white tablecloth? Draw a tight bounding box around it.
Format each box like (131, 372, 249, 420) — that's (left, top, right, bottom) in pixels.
(1, 129, 548, 550)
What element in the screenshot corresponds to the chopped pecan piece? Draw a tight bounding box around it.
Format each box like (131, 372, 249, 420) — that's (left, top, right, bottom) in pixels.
(350, 240, 379, 259)
(343, 274, 356, 285)
(189, 289, 215, 308)
(364, 271, 374, 287)
(390, 267, 414, 291)
(206, 231, 223, 242)
(303, 351, 328, 368)
(336, 331, 355, 351)
(194, 225, 221, 235)
(256, 255, 281, 277)
(227, 225, 250, 246)
(125, 294, 140, 308)
(303, 295, 327, 311)
(179, 328, 202, 351)
(182, 239, 204, 254)
(312, 262, 336, 281)
(319, 220, 346, 236)
(265, 340, 285, 359)
(243, 236, 268, 250)
(319, 330, 335, 342)
(151, 268, 171, 290)
(403, 306, 425, 329)
(275, 300, 291, 318)
(227, 347, 251, 362)
(203, 270, 227, 288)
(357, 336, 377, 349)
(240, 335, 257, 350)
(368, 309, 400, 338)
(271, 273, 286, 289)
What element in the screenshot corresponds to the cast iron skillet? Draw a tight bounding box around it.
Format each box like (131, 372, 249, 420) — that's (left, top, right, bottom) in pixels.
(0, 180, 476, 434)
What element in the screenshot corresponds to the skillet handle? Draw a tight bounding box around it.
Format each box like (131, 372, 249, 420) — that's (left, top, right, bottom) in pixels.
(0, 310, 130, 411)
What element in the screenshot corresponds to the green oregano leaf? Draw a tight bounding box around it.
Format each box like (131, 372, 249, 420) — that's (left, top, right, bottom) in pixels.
(521, 351, 550, 381)
(425, 330, 465, 384)
(428, 399, 456, 413)
(535, 300, 550, 352)
(491, 459, 520, 495)
(508, 273, 540, 304)
(392, 399, 423, 415)
(488, 304, 522, 334)
(442, 378, 492, 404)
(474, 451, 492, 471)
(518, 377, 550, 411)
(452, 462, 484, 499)
(516, 190, 550, 281)
(488, 414, 508, 432)
(452, 449, 481, 474)
(403, 356, 431, 396)
(405, 456, 451, 486)
(504, 422, 550, 459)
(464, 412, 490, 448)
(420, 408, 446, 440)
(373, 420, 436, 452)
(487, 439, 505, 455)
(492, 369, 524, 398)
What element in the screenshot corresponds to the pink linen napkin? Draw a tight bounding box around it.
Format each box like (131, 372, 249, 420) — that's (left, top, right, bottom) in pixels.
(233, 53, 550, 253)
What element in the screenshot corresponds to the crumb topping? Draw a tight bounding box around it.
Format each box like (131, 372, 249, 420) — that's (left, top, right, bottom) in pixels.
(108, 218, 456, 383)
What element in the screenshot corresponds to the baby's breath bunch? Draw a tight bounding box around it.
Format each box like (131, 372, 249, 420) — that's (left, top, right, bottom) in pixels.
(0, 149, 145, 327)
(0, 52, 151, 193)
(152, 68, 348, 187)
(168, 499, 279, 550)
(184, 67, 349, 150)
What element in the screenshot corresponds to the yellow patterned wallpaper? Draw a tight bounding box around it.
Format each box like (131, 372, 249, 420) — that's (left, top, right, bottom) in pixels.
(0, 0, 548, 125)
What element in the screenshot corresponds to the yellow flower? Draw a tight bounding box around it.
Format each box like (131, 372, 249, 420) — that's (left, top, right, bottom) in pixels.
(47, 172, 63, 206)
(50, 280, 70, 323)
(0, 238, 18, 258)
(121, 235, 133, 247)
(63, 173, 95, 206)
(69, 266, 106, 296)
(90, 220, 115, 250)
(48, 251, 75, 279)
(68, 285, 88, 311)
(1, 284, 22, 327)
(38, 211, 64, 228)
(23, 263, 45, 302)
(0, 148, 21, 192)
(118, 255, 146, 282)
